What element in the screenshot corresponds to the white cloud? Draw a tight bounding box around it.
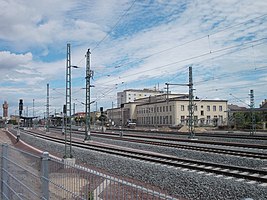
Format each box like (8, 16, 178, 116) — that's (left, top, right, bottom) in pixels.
(0, 0, 267, 112)
(0, 51, 32, 69)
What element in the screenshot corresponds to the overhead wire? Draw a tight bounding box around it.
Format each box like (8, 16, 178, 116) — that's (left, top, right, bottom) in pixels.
(91, 0, 137, 52)
(97, 37, 267, 85)
(103, 13, 267, 73)
(78, 11, 267, 97)
(71, 9, 267, 104)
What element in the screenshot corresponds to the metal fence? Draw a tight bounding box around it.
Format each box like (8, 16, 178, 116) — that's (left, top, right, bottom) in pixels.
(0, 143, 177, 200)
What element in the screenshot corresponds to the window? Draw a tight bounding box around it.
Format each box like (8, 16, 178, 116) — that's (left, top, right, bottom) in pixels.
(163, 106, 165, 112)
(160, 116, 162, 124)
(157, 107, 159, 112)
(166, 106, 168, 112)
(201, 110, 204, 116)
(194, 105, 197, 111)
(169, 106, 172, 112)
(181, 105, 185, 111)
(219, 115, 223, 123)
(166, 116, 168, 124)
(160, 107, 162, 112)
(201, 105, 203, 109)
(207, 115, 211, 124)
(170, 115, 172, 124)
(213, 106, 216, 111)
(207, 106, 210, 111)
(181, 116, 185, 124)
(219, 106, 223, 111)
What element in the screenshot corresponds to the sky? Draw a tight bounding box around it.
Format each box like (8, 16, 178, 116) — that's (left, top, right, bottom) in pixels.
(0, 0, 267, 118)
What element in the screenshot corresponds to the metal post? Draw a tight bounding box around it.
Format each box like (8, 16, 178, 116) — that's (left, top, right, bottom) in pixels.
(46, 83, 50, 132)
(41, 152, 49, 200)
(188, 66, 195, 138)
(120, 106, 123, 137)
(111, 102, 114, 128)
(65, 43, 73, 158)
(85, 49, 93, 141)
(33, 99, 35, 117)
(73, 103, 75, 117)
(165, 83, 169, 102)
(1, 143, 9, 199)
(249, 89, 256, 135)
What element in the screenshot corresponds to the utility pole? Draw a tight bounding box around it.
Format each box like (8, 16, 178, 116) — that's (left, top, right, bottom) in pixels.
(188, 66, 194, 138)
(249, 89, 256, 135)
(46, 83, 50, 132)
(33, 99, 35, 117)
(111, 101, 114, 127)
(165, 66, 195, 138)
(166, 83, 170, 102)
(85, 49, 93, 141)
(64, 43, 73, 158)
(73, 103, 75, 116)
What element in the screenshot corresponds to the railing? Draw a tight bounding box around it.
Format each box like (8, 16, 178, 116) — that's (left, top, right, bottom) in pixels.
(0, 143, 177, 200)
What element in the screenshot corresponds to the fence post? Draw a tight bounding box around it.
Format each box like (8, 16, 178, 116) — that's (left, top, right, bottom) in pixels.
(1, 143, 9, 199)
(41, 152, 49, 200)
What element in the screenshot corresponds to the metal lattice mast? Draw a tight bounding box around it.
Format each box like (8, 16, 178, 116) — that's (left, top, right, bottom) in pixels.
(46, 83, 50, 132)
(188, 66, 195, 138)
(65, 43, 72, 158)
(85, 49, 92, 141)
(249, 89, 256, 135)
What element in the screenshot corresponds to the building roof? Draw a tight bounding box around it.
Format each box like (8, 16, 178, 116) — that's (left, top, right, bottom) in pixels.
(260, 99, 267, 108)
(227, 104, 267, 112)
(121, 88, 163, 93)
(228, 104, 247, 111)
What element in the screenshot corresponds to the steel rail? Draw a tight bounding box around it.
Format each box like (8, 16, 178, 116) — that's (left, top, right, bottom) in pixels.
(17, 129, 267, 183)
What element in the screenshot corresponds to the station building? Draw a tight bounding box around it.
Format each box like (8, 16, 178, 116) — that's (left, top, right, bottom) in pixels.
(107, 92, 228, 128)
(117, 88, 163, 107)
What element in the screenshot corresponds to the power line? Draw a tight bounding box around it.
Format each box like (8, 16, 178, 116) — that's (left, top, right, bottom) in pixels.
(195, 65, 267, 85)
(99, 13, 267, 73)
(97, 37, 267, 86)
(91, 0, 137, 52)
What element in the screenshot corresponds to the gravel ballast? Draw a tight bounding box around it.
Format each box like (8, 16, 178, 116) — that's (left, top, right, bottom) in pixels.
(20, 131, 267, 200)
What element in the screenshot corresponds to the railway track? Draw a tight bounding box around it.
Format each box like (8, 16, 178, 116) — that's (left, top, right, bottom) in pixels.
(51, 127, 267, 149)
(113, 128, 267, 140)
(14, 128, 267, 184)
(50, 127, 267, 159)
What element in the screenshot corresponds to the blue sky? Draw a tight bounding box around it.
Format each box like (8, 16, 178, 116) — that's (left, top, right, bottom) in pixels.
(0, 0, 267, 117)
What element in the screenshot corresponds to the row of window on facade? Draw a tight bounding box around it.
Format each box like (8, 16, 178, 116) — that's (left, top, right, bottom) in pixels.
(137, 105, 173, 114)
(121, 93, 148, 97)
(180, 105, 223, 112)
(137, 115, 224, 126)
(137, 105, 223, 114)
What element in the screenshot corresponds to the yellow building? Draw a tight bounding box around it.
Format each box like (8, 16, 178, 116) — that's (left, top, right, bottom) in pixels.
(107, 94, 228, 127)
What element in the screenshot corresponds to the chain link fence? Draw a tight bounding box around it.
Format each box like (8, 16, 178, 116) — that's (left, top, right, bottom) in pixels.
(0, 143, 177, 200)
